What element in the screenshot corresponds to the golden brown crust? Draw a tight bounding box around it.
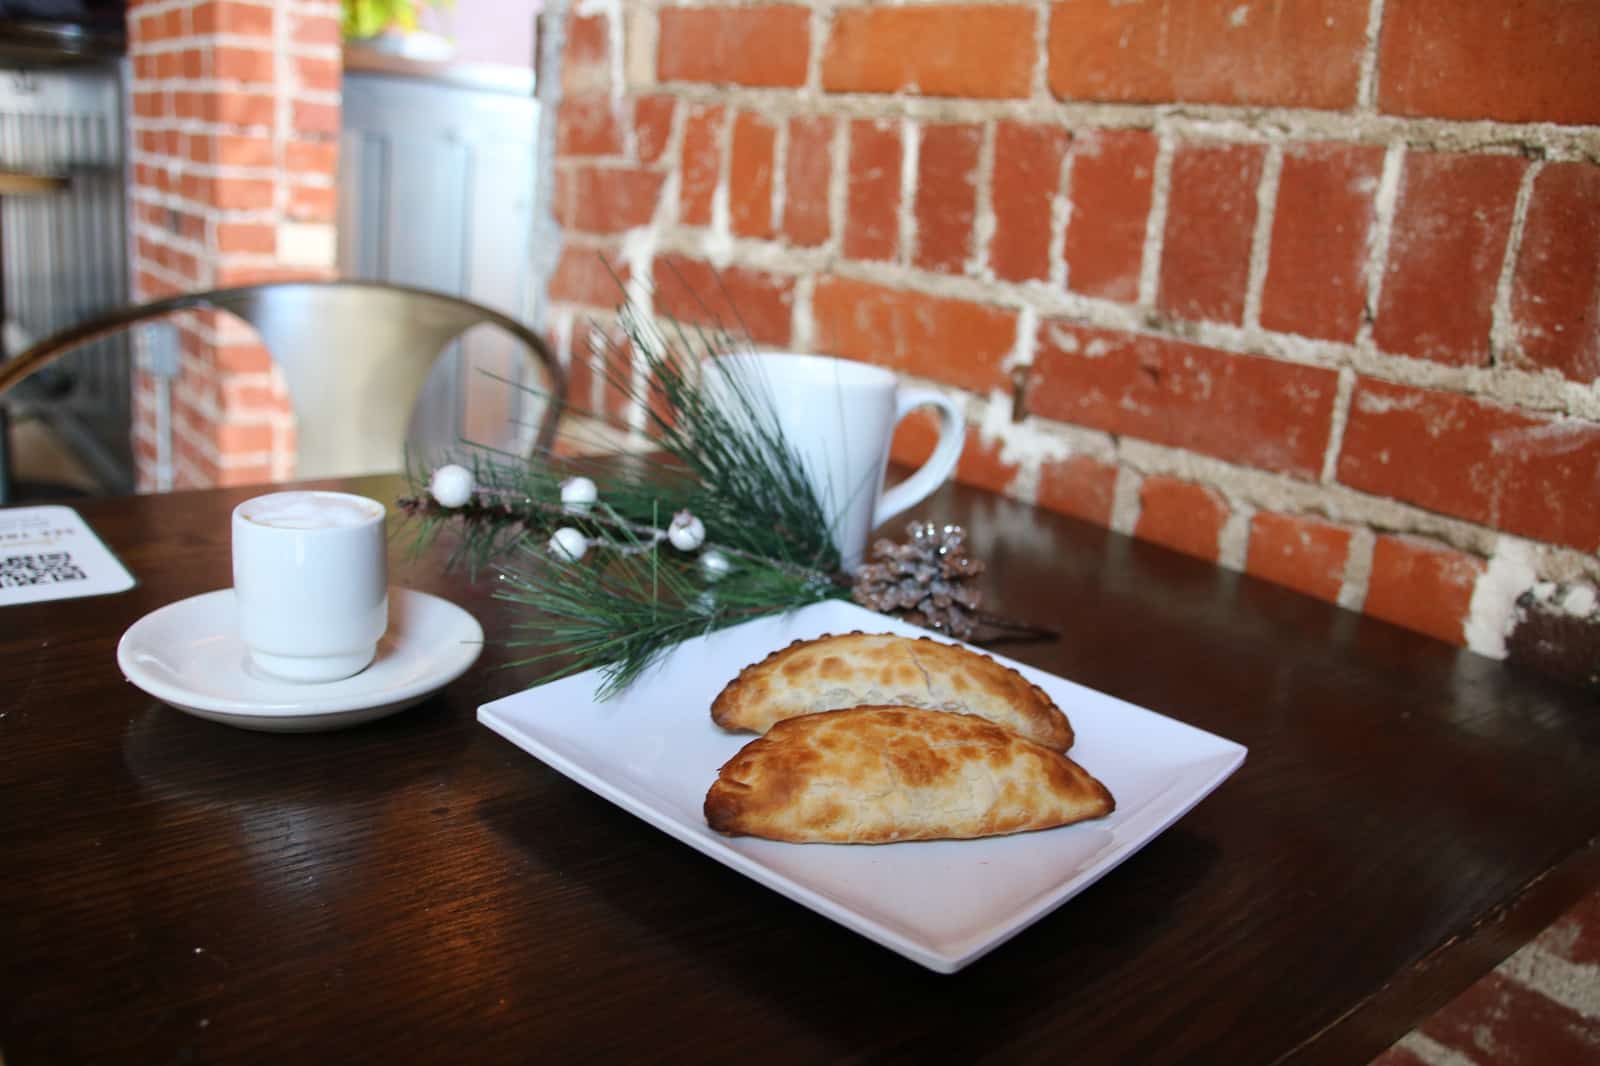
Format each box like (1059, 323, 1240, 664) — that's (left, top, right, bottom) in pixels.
(704, 706, 1114, 844)
(709, 631, 1074, 751)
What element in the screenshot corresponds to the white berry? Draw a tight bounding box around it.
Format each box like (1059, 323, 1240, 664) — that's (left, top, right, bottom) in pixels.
(668, 510, 706, 552)
(700, 549, 732, 580)
(1561, 583, 1597, 617)
(549, 527, 589, 563)
(560, 476, 598, 514)
(429, 464, 474, 508)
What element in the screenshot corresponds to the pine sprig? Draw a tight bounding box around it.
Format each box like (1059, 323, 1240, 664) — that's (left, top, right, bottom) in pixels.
(398, 298, 852, 695)
(494, 538, 840, 699)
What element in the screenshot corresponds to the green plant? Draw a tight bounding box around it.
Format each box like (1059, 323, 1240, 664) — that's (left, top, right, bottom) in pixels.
(342, 0, 453, 40)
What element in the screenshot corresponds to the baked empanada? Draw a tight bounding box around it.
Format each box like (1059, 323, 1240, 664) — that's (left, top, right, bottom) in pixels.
(704, 706, 1114, 843)
(710, 632, 1074, 751)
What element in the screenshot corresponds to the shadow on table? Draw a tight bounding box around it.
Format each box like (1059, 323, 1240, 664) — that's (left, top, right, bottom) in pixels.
(477, 781, 1220, 1059)
(120, 693, 470, 811)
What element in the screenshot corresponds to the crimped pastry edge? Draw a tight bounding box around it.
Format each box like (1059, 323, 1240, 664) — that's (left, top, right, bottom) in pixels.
(708, 629, 1072, 749)
(703, 704, 1113, 843)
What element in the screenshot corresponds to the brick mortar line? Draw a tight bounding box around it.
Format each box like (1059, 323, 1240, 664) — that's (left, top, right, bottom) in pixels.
(615, 218, 659, 437)
(1136, 130, 1174, 307)
(550, 232, 624, 252)
(134, 259, 197, 294)
(621, 19, 650, 134)
(1356, 0, 1386, 114)
(1319, 367, 1357, 485)
(528, 0, 570, 330)
(128, 158, 295, 181)
(1497, 941, 1600, 1021)
(126, 140, 307, 163)
(1047, 137, 1072, 291)
(127, 120, 337, 141)
(132, 76, 340, 101)
(1394, 1030, 1485, 1066)
(218, 452, 280, 470)
(969, 121, 997, 280)
(212, 253, 296, 266)
(1027, 0, 1049, 102)
(171, 459, 211, 489)
(791, 272, 816, 352)
(1337, 527, 1377, 611)
(570, 227, 1600, 420)
(268, 0, 294, 257)
(897, 117, 918, 270)
(1001, 304, 1038, 377)
(1490, 161, 1542, 365)
(168, 417, 223, 462)
(636, 86, 1600, 157)
(804, 4, 829, 94)
(1242, 142, 1283, 329)
(131, 225, 207, 259)
(130, 37, 338, 56)
(180, 313, 269, 348)
(771, 112, 790, 248)
(1108, 466, 1141, 536)
(1358, 141, 1406, 351)
(706, 106, 734, 263)
(551, 312, 581, 397)
(218, 371, 281, 391)
(130, 201, 283, 225)
(1216, 505, 1252, 572)
(599, 0, 626, 102)
(825, 114, 849, 263)
(126, 0, 187, 20)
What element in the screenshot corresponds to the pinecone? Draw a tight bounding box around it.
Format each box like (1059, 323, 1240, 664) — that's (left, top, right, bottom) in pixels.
(851, 521, 985, 638)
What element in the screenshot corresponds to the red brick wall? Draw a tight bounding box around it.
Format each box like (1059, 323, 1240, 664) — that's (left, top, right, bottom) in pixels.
(127, 0, 342, 490)
(544, 0, 1600, 667)
(542, 6, 1599, 1056)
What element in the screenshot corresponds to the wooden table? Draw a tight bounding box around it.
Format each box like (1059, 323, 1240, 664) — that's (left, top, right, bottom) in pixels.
(3, 476, 1597, 1064)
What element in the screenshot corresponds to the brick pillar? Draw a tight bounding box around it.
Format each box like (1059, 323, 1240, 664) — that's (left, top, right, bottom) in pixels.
(126, 0, 342, 490)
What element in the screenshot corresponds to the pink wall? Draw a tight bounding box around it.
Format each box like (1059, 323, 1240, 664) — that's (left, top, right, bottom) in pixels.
(423, 0, 539, 70)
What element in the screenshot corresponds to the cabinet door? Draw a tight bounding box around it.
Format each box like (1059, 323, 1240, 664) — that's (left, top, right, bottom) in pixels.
(0, 65, 131, 491)
(339, 73, 539, 463)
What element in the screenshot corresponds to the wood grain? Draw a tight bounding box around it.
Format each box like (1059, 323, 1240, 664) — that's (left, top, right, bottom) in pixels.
(1, 475, 1597, 1065)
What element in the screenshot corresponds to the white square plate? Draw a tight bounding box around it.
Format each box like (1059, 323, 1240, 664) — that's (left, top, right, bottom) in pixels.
(478, 600, 1246, 973)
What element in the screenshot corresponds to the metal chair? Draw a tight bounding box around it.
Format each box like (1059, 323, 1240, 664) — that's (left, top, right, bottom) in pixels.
(0, 280, 566, 497)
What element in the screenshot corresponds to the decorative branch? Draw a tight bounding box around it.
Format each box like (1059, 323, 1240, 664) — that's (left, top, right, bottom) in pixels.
(396, 283, 1053, 698)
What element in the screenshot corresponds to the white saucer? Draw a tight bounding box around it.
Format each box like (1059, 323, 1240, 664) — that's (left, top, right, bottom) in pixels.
(117, 588, 484, 732)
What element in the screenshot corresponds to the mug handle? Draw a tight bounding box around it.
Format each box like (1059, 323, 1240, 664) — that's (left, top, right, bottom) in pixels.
(873, 389, 966, 530)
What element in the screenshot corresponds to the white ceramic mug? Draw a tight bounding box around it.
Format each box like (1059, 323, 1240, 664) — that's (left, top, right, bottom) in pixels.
(231, 491, 389, 683)
(705, 352, 965, 569)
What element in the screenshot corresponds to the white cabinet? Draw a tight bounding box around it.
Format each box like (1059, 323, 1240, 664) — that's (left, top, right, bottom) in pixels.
(338, 69, 540, 463)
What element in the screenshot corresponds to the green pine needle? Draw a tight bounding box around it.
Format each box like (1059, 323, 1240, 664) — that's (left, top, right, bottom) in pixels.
(397, 294, 852, 696)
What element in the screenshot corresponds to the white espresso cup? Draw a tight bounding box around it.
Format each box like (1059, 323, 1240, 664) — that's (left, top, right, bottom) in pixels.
(231, 490, 389, 683)
(705, 352, 965, 569)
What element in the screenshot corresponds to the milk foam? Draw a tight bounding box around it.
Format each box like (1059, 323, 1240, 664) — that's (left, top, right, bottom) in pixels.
(239, 491, 382, 530)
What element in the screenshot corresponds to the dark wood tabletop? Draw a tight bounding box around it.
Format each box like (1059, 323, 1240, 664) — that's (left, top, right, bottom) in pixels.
(3, 475, 1597, 1065)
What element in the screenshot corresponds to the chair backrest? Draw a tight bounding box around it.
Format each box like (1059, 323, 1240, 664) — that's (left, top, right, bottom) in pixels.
(0, 280, 566, 479)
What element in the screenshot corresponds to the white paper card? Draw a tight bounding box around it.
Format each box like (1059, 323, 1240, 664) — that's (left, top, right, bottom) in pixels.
(0, 505, 136, 606)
